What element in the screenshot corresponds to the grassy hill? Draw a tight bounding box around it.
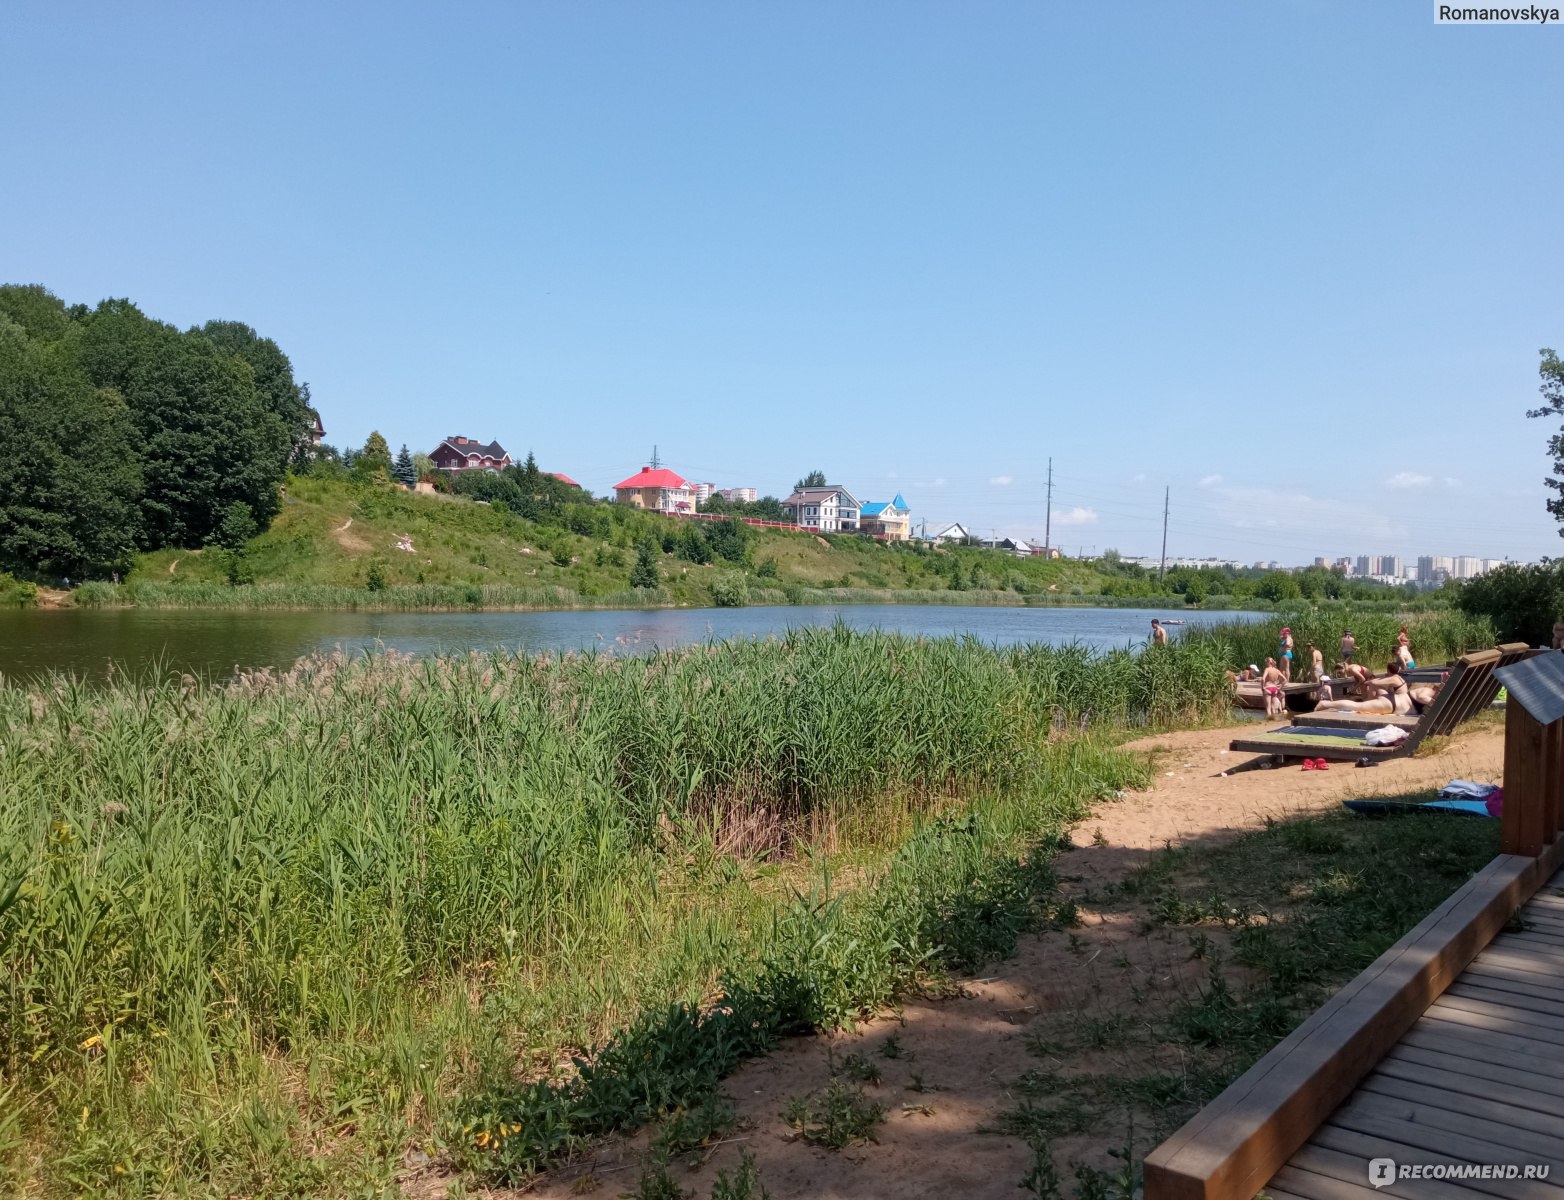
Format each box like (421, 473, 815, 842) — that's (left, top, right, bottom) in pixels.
(71, 477, 1123, 610)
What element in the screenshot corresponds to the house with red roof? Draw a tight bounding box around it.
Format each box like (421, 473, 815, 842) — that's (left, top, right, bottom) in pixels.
(612, 465, 694, 513)
(429, 436, 512, 473)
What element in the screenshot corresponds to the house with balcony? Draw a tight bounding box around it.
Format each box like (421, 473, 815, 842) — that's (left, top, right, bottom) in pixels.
(613, 465, 695, 513)
(430, 436, 512, 473)
(859, 494, 911, 541)
(781, 485, 861, 533)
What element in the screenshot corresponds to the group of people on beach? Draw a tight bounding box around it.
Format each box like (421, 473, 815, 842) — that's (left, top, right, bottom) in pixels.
(1229, 625, 1433, 719)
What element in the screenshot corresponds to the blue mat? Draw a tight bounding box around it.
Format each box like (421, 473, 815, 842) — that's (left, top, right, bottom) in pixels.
(1343, 798, 1492, 818)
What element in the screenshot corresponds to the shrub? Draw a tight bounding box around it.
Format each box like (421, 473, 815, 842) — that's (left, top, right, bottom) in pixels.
(709, 572, 749, 608)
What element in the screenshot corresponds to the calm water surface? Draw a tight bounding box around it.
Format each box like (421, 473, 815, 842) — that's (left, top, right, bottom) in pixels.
(0, 605, 1263, 681)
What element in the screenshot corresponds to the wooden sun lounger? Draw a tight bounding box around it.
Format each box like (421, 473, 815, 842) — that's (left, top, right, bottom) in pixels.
(1229, 649, 1503, 762)
(1291, 642, 1536, 732)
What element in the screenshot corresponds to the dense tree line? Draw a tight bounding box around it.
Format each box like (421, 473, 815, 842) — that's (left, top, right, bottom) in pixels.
(0, 284, 313, 579)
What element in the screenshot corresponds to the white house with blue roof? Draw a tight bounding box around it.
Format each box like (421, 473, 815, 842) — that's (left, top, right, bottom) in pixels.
(859, 494, 911, 541)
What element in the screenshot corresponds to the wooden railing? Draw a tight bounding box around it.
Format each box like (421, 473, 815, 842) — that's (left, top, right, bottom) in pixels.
(1143, 649, 1564, 1200)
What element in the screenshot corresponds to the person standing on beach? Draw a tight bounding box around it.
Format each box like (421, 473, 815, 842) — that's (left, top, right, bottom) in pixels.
(1341, 630, 1356, 664)
(1308, 642, 1324, 678)
(1261, 657, 1287, 717)
(1151, 618, 1168, 647)
(1279, 627, 1295, 681)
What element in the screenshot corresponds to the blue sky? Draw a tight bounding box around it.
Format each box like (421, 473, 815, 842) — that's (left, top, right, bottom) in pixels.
(5, 1, 1561, 564)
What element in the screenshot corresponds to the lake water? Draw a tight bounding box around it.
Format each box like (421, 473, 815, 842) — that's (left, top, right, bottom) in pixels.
(0, 604, 1263, 682)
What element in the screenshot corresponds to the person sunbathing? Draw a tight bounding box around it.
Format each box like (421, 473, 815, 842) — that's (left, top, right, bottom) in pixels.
(1409, 682, 1441, 712)
(1314, 662, 1412, 715)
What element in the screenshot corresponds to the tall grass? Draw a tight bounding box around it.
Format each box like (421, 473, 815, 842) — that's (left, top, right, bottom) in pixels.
(0, 629, 1226, 1193)
(1183, 606, 1496, 671)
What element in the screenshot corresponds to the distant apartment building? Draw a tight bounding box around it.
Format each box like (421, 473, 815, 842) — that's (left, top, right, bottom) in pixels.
(1483, 558, 1504, 574)
(1374, 555, 1403, 578)
(1334, 557, 1353, 574)
(718, 487, 757, 503)
(1313, 557, 1328, 569)
(1452, 555, 1484, 579)
(1355, 555, 1371, 577)
(613, 465, 694, 514)
(691, 481, 716, 506)
(781, 485, 860, 532)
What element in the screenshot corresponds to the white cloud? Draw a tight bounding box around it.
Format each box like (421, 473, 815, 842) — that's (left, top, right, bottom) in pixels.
(885, 471, 898, 479)
(1198, 474, 1223, 489)
(1129, 473, 1147, 484)
(989, 475, 1014, 486)
(1054, 506, 1098, 526)
(1385, 472, 1433, 490)
(1442, 476, 1462, 488)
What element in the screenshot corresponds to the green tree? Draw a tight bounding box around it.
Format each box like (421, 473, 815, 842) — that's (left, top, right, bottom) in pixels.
(630, 538, 661, 588)
(0, 315, 143, 576)
(412, 451, 434, 480)
(394, 444, 416, 487)
(1527, 347, 1564, 534)
(354, 431, 393, 482)
(1456, 561, 1562, 645)
(73, 299, 289, 547)
(793, 470, 827, 491)
(210, 500, 258, 549)
(195, 320, 311, 455)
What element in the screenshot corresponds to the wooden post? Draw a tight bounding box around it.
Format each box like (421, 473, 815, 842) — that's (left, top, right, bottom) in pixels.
(1548, 718, 1564, 847)
(1501, 705, 1547, 857)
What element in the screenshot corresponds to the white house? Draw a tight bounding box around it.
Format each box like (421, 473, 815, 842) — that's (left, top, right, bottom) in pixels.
(927, 522, 971, 545)
(781, 486, 861, 532)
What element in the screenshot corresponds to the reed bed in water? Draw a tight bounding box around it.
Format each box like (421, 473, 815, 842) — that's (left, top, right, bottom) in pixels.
(0, 628, 1225, 1191)
(1183, 607, 1497, 673)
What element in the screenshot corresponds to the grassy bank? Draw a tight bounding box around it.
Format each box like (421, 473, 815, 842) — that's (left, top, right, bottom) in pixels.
(0, 630, 1231, 1194)
(1004, 793, 1501, 1195)
(67, 578, 1281, 613)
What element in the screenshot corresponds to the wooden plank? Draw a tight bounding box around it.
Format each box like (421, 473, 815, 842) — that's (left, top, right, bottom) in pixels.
(1515, 909, 1564, 933)
(1362, 1064, 1564, 1140)
(1422, 1004, 1564, 1051)
(1339, 1088, 1564, 1163)
(1445, 978, 1564, 1018)
(1142, 852, 1552, 1200)
(1288, 1143, 1486, 1200)
(1310, 1126, 1551, 1200)
(1318, 1113, 1564, 1200)
(1389, 1037, 1564, 1102)
(1459, 959, 1564, 1001)
(1267, 1165, 1381, 1200)
(1487, 932, 1564, 963)
(1429, 992, 1564, 1038)
(1403, 1017, 1564, 1076)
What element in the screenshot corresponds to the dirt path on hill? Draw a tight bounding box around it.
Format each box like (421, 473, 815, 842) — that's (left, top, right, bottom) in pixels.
(465, 722, 1506, 1200)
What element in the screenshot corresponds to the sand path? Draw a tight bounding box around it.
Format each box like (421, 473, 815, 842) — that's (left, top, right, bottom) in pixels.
(491, 721, 1506, 1200)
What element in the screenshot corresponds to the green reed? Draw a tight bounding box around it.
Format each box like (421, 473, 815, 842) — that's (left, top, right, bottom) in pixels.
(0, 629, 1223, 1192)
(1183, 606, 1496, 673)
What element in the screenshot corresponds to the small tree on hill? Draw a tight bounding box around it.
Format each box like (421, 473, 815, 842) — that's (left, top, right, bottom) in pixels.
(794, 469, 827, 491)
(354, 431, 393, 482)
(393, 444, 416, 487)
(630, 538, 660, 589)
(211, 500, 258, 549)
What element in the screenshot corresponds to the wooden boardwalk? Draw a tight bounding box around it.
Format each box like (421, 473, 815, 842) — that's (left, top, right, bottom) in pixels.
(1265, 869, 1564, 1200)
(1146, 651, 1564, 1200)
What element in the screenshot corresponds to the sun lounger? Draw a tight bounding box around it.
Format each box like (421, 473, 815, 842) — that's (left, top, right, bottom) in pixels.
(1291, 642, 1537, 732)
(1230, 649, 1504, 762)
